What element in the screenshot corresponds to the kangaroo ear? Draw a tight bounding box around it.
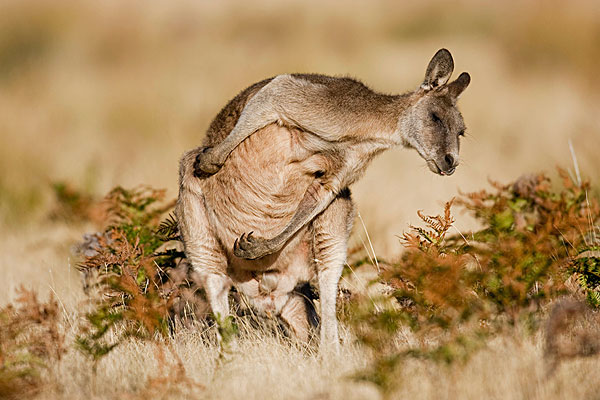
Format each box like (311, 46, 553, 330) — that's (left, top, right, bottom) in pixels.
(421, 48, 454, 90)
(447, 72, 471, 99)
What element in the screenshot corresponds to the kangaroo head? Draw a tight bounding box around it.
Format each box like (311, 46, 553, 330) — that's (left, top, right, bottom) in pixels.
(400, 48, 470, 176)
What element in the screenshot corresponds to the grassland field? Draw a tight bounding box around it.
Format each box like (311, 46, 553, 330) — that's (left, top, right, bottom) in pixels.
(1, 1, 600, 399)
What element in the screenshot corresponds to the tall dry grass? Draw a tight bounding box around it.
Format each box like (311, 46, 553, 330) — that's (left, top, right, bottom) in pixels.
(1, 0, 599, 399)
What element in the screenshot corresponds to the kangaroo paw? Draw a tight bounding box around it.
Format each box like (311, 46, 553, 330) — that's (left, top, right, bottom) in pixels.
(194, 147, 223, 177)
(233, 232, 275, 260)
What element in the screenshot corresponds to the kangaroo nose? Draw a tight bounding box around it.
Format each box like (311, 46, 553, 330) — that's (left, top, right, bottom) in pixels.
(440, 154, 457, 176)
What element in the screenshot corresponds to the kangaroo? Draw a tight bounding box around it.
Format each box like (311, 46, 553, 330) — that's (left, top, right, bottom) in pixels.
(176, 49, 470, 348)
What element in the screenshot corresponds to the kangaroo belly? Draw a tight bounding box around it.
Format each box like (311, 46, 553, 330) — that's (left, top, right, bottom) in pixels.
(201, 123, 318, 272)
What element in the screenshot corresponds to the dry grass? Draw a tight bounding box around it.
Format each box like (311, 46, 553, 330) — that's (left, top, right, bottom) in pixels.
(4, 289, 600, 400)
(1, 0, 600, 398)
(1, 186, 598, 400)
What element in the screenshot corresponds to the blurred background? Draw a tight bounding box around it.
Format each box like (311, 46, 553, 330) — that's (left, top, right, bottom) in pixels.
(1, 0, 599, 297)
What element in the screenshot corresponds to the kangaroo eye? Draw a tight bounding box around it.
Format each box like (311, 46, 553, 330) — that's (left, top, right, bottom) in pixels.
(458, 130, 465, 137)
(431, 112, 441, 123)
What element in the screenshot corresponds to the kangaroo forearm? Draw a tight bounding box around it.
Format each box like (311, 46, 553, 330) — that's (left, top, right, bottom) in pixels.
(269, 183, 336, 250)
(232, 181, 337, 260)
(212, 124, 257, 164)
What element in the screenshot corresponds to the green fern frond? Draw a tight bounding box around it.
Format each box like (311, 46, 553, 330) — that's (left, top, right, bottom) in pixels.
(156, 213, 179, 241)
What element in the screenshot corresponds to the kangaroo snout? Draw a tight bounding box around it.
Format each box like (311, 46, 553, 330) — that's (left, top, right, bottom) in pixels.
(439, 153, 458, 176)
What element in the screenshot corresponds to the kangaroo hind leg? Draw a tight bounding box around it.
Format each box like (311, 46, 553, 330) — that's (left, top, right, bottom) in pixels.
(176, 158, 231, 336)
(311, 188, 355, 353)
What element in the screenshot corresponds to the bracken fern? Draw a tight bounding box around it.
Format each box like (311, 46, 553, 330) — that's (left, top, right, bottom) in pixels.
(348, 167, 600, 394)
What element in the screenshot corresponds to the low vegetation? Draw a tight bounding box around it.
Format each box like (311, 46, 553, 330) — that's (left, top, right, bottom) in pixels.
(74, 186, 204, 361)
(1, 167, 598, 398)
(0, 287, 65, 399)
(348, 168, 599, 392)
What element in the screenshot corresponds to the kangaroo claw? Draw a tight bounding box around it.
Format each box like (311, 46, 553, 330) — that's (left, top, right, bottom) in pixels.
(233, 232, 273, 260)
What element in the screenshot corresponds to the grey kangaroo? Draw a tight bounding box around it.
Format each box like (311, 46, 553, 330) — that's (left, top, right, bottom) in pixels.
(177, 49, 470, 349)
